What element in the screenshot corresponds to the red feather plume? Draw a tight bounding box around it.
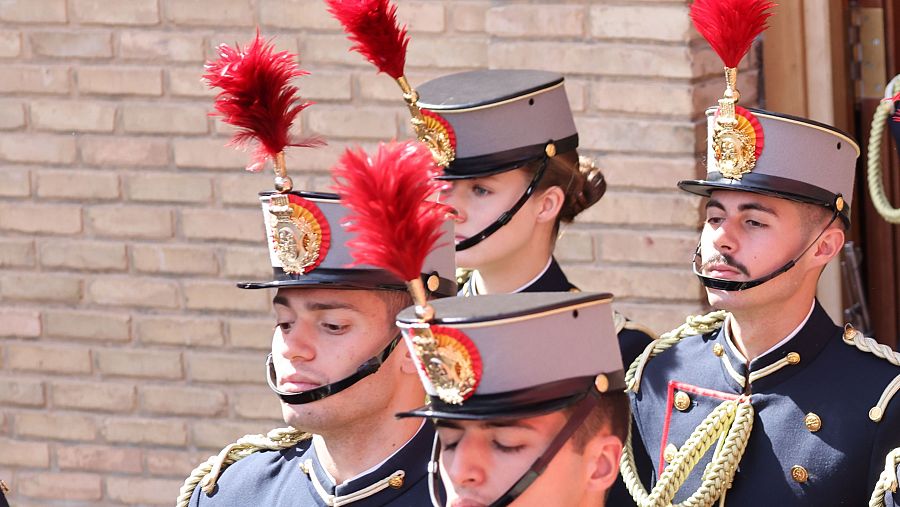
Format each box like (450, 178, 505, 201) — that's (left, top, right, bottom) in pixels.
(690, 0, 776, 68)
(332, 141, 449, 282)
(203, 31, 322, 172)
(325, 0, 409, 79)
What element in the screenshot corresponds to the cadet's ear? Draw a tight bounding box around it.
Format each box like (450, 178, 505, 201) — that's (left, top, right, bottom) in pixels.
(810, 225, 845, 267)
(535, 186, 564, 224)
(582, 434, 623, 494)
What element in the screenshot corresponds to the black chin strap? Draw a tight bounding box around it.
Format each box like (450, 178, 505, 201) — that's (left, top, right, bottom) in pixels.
(265, 333, 401, 405)
(692, 211, 839, 292)
(426, 390, 600, 507)
(455, 153, 549, 252)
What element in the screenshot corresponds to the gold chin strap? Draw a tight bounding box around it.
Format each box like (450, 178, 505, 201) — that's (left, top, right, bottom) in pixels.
(842, 324, 900, 422)
(621, 311, 756, 507)
(175, 427, 310, 507)
(869, 448, 900, 507)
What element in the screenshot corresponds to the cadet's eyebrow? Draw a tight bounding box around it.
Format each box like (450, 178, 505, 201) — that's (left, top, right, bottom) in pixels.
(705, 199, 778, 216)
(271, 296, 359, 312)
(706, 199, 725, 211)
(484, 420, 537, 431)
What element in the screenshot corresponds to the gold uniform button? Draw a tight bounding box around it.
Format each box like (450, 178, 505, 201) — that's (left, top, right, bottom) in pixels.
(594, 374, 609, 393)
(786, 352, 801, 365)
(804, 413, 822, 432)
(388, 474, 404, 489)
(663, 443, 678, 463)
(674, 391, 691, 411)
(426, 274, 441, 292)
(790, 465, 809, 483)
(712, 343, 724, 357)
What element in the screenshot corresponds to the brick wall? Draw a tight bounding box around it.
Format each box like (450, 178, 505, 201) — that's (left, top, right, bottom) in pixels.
(0, 1, 758, 505)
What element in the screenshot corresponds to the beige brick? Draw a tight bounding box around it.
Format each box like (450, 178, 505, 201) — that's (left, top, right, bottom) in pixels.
(87, 205, 173, 239)
(77, 66, 162, 96)
(43, 310, 131, 342)
(0, 378, 45, 407)
(0, 238, 34, 268)
(233, 389, 282, 420)
(306, 106, 398, 139)
(0, 65, 69, 94)
(301, 70, 352, 101)
(81, 136, 170, 167)
(141, 385, 225, 416)
(122, 104, 208, 134)
(107, 476, 180, 504)
(0, 134, 76, 164)
(192, 420, 274, 449)
(489, 42, 692, 79)
(103, 417, 188, 446)
(564, 265, 703, 301)
(0, 308, 41, 338)
(397, 2, 446, 33)
(357, 72, 425, 103)
(188, 353, 264, 384)
(555, 231, 595, 263)
(166, 0, 254, 26)
(0, 167, 29, 196)
(31, 100, 115, 133)
(168, 67, 217, 97)
(222, 246, 270, 279)
(96, 348, 183, 379)
(598, 230, 697, 265)
(146, 449, 208, 477)
(30, 31, 113, 58)
(184, 281, 270, 312)
(7, 342, 92, 374)
(0, 0, 66, 23)
(0, 439, 49, 468)
(132, 244, 218, 275)
(57, 444, 142, 473)
(181, 208, 265, 243)
(0, 29, 20, 56)
(135, 316, 224, 347)
(15, 412, 97, 441)
(217, 172, 273, 206)
(17, 472, 101, 500)
(407, 37, 487, 68)
(259, 0, 337, 29)
(577, 191, 699, 228)
(39, 239, 127, 271)
(0, 273, 82, 303)
(0, 203, 82, 235)
(51, 380, 136, 412)
(35, 170, 120, 200)
(205, 32, 299, 66)
(590, 79, 694, 116)
(0, 101, 24, 129)
(599, 155, 699, 190)
(87, 277, 180, 309)
(590, 4, 691, 42)
(451, 2, 488, 32)
(229, 318, 275, 350)
(126, 172, 212, 204)
(487, 5, 584, 37)
(72, 0, 159, 25)
(173, 138, 249, 169)
(120, 31, 204, 62)
(577, 117, 696, 154)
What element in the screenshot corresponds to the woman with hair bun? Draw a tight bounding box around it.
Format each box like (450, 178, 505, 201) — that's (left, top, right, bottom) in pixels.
(416, 69, 656, 365)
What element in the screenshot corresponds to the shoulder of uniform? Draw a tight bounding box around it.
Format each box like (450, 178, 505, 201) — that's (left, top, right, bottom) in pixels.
(176, 428, 311, 507)
(840, 324, 900, 423)
(625, 310, 728, 394)
(613, 311, 659, 341)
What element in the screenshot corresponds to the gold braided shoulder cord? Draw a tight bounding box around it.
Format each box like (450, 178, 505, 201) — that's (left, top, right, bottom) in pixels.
(869, 447, 900, 507)
(620, 311, 756, 507)
(842, 324, 900, 423)
(175, 427, 310, 507)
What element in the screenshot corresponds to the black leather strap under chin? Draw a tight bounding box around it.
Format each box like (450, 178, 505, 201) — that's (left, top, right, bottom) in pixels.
(454, 153, 549, 252)
(426, 389, 600, 507)
(692, 211, 839, 292)
(265, 333, 401, 405)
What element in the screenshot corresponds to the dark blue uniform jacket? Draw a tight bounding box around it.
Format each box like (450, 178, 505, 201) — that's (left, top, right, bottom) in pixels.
(630, 301, 900, 505)
(189, 424, 434, 506)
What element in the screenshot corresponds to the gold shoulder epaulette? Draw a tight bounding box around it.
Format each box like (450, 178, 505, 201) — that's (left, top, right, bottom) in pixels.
(175, 427, 311, 507)
(842, 324, 900, 423)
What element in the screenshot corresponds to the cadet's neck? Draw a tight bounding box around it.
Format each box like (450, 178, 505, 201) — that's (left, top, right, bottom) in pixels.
(728, 296, 816, 362)
(313, 390, 424, 483)
(474, 238, 554, 294)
